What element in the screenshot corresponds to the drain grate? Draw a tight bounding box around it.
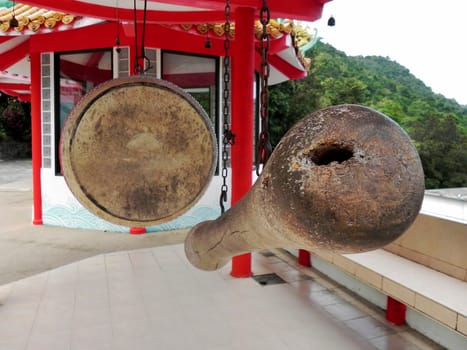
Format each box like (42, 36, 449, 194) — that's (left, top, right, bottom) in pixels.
(252, 273, 287, 286)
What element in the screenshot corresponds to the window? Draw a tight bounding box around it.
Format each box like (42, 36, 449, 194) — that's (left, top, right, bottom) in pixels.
(162, 51, 219, 172)
(54, 49, 113, 174)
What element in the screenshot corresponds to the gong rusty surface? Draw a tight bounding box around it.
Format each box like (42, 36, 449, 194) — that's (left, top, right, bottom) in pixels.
(61, 76, 216, 227)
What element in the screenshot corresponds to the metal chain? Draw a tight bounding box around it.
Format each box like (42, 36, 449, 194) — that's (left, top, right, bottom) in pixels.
(256, 0, 272, 176)
(133, 0, 151, 74)
(219, 0, 235, 214)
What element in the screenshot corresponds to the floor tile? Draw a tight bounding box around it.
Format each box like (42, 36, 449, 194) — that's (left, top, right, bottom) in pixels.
(26, 329, 71, 350)
(370, 332, 424, 350)
(0, 336, 28, 350)
(324, 301, 367, 321)
(71, 325, 113, 350)
(345, 315, 397, 339)
(0, 244, 444, 350)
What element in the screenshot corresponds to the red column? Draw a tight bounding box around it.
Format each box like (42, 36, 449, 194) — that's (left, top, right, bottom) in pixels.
(230, 7, 255, 278)
(386, 296, 406, 325)
(130, 227, 146, 235)
(125, 23, 147, 234)
(30, 52, 43, 225)
(298, 249, 311, 267)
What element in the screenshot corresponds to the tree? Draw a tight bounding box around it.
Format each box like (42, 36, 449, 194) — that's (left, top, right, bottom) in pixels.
(0, 96, 31, 142)
(265, 41, 467, 188)
(319, 76, 367, 107)
(410, 115, 467, 188)
(370, 98, 405, 125)
(269, 77, 320, 146)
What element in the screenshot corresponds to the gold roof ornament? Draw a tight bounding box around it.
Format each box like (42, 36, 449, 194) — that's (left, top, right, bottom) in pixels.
(0, 3, 75, 32)
(172, 20, 316, 70)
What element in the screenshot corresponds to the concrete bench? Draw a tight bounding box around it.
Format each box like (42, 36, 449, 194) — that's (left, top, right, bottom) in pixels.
(291, 247, 467, 349)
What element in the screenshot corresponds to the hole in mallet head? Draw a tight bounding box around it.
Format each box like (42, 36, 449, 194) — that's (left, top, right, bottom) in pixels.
(309, 144, 354, 165)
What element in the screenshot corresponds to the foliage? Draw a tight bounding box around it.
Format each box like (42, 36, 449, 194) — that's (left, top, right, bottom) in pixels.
(0, 125, 6, 142)
(0, 1, 14, 8)
(0, 95, 31, 143)
(268, 41, 467, 189)
(410, 115, 467, 188)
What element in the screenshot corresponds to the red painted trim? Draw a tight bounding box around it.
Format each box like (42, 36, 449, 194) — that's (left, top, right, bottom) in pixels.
(3, 91, 31, 101)
(29, 22, 116, 53)
(145, 24, 226, 57)
(162, 73, 215, 88)
(1, 89, 16, 96)
(0, 71, 29, 81)
(30, 52, 43, 225)
(146, 0, 328, 21)
(60, 60, 112, 85)
(0, 39, 29, 71)
(20, 0, 328, 22)
(18, 1, 226, 24)
(29, 22, 225, 57)
(86, 51, 105, 67)
(147, 0, 229, 9)
(230, 7, 255, 278)
(267, 54, 307, 81)
(262, 35, 290, 55)
(17, 95, 31, 102)
(0, 83, 30, 90)
(0, 37, 15, 44)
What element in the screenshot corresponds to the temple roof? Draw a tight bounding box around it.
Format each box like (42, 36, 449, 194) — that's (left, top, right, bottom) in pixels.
(0, 0, 330, 23)
(0, 3, 76, 32)
(0, 0, 328, 100)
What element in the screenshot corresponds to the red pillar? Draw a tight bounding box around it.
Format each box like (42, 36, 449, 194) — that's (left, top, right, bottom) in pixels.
(298, 249, 311, 267)
(125, 23, 147, 234)
(30, 52, 43, 225)
(130, 227, 146, 235)
(386, 296, 406, 325)
(230, 7, 255, 278)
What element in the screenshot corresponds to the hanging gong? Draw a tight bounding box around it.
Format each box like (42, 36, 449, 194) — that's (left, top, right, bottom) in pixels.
(60, 76, 217, 227)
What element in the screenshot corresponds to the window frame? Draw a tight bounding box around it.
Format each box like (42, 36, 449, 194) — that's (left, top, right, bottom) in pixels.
(53, 48, 113, 175)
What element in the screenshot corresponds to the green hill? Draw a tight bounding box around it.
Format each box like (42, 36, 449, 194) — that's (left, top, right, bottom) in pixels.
(268, 41, 467, 189)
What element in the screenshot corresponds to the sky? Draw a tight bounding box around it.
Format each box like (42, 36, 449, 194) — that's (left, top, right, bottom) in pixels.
(307, 0, 467, 105)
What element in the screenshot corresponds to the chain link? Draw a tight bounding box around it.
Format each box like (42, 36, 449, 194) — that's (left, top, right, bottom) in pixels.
(220, 0, 235, 214)
(256, 0, 272, 176)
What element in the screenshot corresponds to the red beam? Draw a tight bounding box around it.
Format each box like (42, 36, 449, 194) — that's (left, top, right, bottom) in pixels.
(1, 89, 30, 100)
(29, 22, 225, 55)
(261, 35, 290, 55)
(29, 22, 116, 53)
(162, 73, 216, 88)
(0, 37, 15, 44)
(60, 60, 112, 85)
(19, 1, 226, 23)
(153, 0, 329, 20)
(17, 95, 31, 102)
(86, 51, 105, 68)
(152, 0, 331, 21)
(20, 0, 329, 22)
(0, 39, 29, 71)
(145, 24, 226, 56)
(266, 54, 307, 80)
(0, 83, 30, 90)
(253, 47, 307, 81)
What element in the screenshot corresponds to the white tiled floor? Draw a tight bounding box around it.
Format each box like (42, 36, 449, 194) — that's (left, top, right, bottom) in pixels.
(0, 244, 442, 350)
